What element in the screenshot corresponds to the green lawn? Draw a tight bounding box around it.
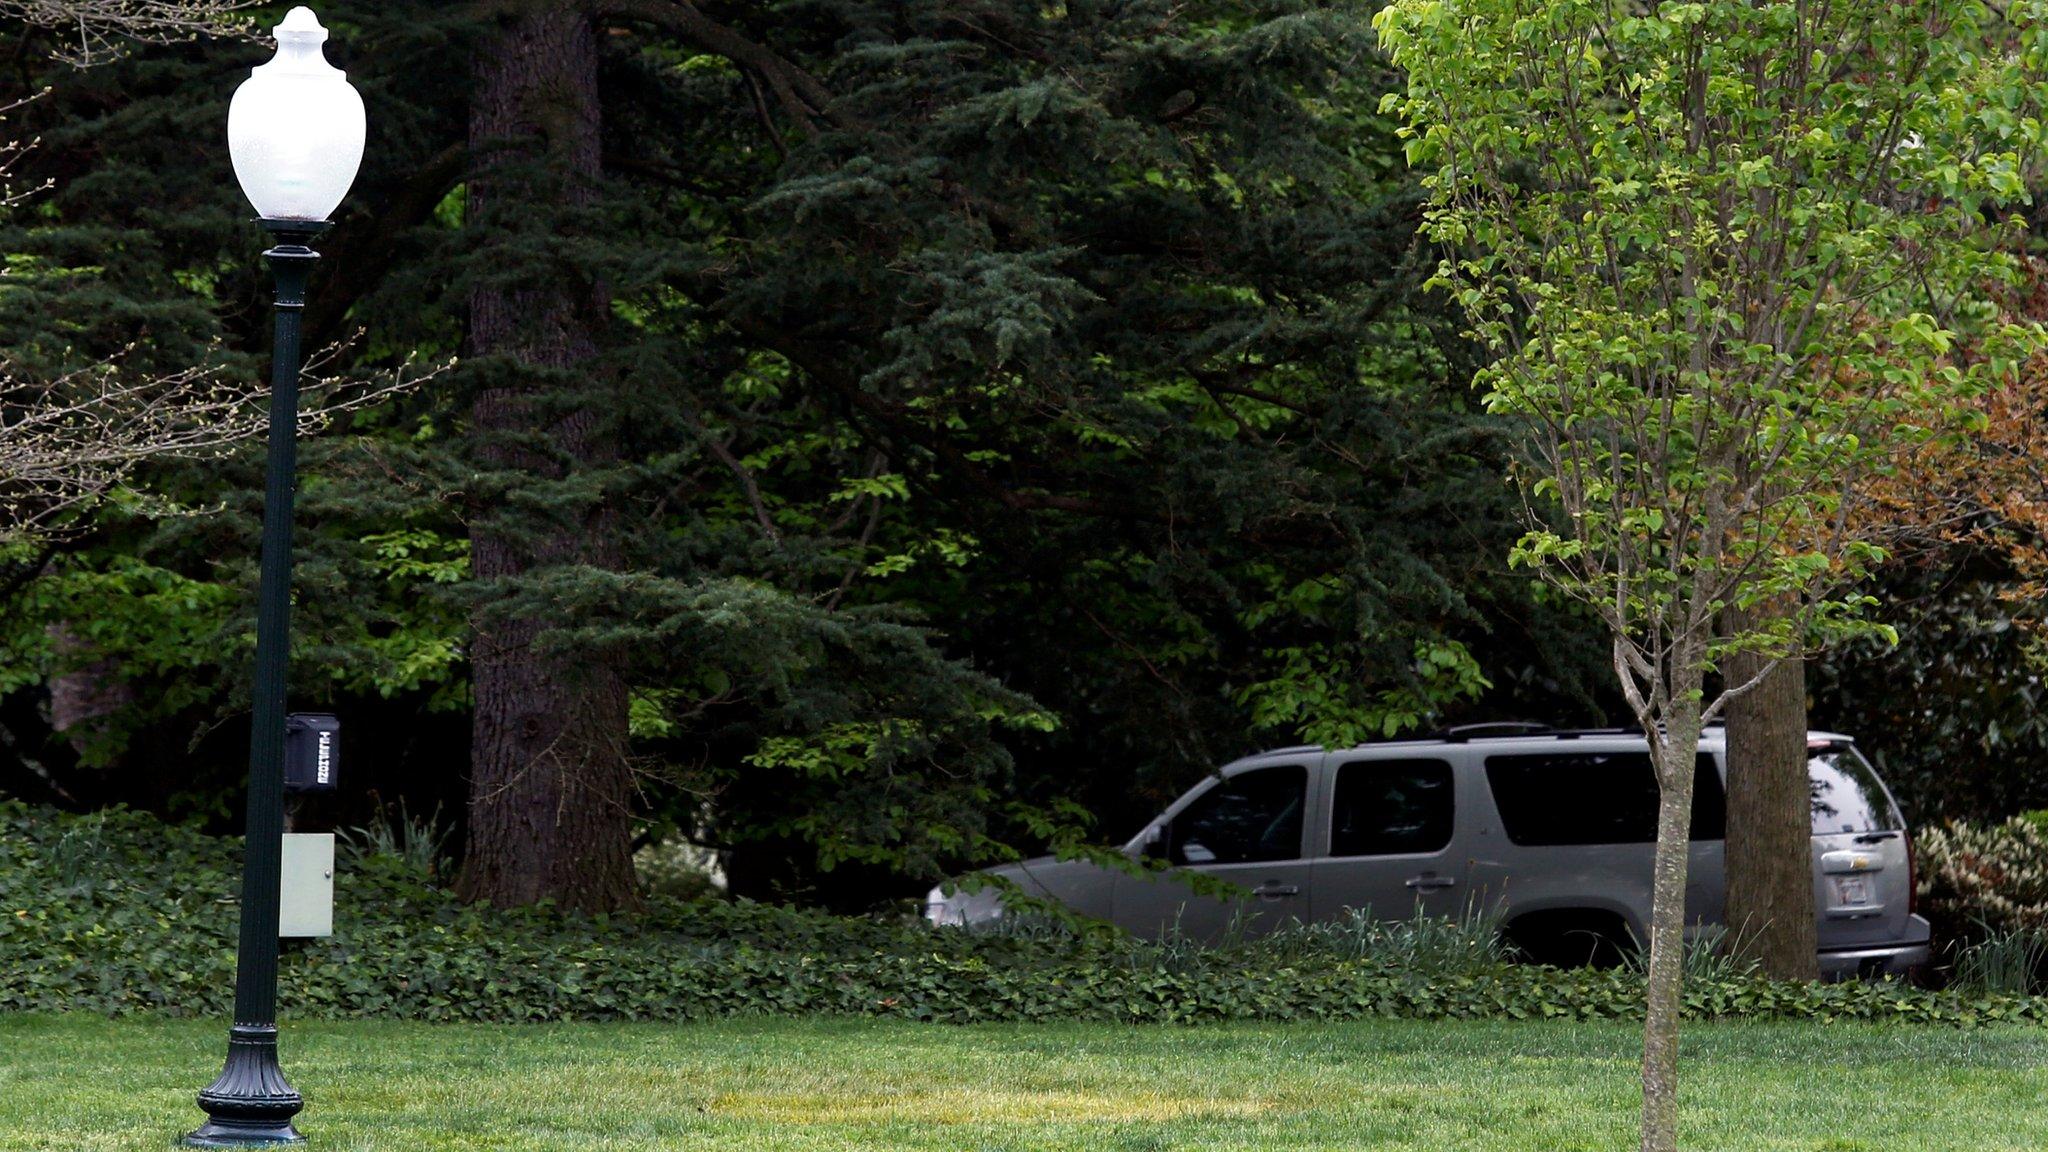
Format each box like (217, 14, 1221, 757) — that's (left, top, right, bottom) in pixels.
(2, 1014, 2044, 1150)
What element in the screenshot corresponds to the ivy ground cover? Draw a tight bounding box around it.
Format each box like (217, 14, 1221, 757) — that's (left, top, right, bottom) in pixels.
(5, 1014, 2048, 1151)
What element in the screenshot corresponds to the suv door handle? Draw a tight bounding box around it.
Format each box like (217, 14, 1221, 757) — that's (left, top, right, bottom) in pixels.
(1251, 882, 1301, 900)
(1405, 875, 1458, 891)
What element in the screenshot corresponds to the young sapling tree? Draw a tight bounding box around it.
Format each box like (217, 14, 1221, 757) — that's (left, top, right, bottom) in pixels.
(1374, 2, 2048, 1148)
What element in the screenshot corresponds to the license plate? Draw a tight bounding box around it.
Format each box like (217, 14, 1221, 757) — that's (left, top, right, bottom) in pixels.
(1833, 876, 1872, 906)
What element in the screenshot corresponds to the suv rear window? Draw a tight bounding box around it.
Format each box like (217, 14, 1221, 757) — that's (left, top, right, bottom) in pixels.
(1809, 747, 1903, 835)
(1484, 752, 1726, 845)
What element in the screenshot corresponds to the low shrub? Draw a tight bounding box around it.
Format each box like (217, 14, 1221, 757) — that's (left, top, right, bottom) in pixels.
(7, 800, 2048, 1027)
(1915, 818, 2048, 949)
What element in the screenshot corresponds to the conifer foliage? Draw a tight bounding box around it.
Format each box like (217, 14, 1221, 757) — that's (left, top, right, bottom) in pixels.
(0, 1, 1586, 906)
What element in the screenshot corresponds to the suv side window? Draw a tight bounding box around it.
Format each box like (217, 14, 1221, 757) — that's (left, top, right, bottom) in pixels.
(1330, 758, 1455, 857)
(1484, 752, 1726, 845)
(1172, 765, 1308, 865)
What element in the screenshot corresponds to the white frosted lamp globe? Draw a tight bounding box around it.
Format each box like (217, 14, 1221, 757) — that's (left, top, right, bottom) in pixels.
(226, 7, 365, 222)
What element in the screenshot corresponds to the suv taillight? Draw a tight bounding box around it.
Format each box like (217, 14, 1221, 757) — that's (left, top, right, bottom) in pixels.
(1906, 831, 1919, 916)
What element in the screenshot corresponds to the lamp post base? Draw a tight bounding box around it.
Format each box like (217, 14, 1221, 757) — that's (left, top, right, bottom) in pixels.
(183, 1024, 305, 1147)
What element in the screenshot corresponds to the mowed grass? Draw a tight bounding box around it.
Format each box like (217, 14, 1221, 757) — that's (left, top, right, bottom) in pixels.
(3, 1014, 2046, 1150)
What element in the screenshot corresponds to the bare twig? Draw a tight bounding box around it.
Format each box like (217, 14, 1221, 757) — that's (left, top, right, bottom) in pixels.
(0, 0, 259, 66)
(0, 341, 448, 541)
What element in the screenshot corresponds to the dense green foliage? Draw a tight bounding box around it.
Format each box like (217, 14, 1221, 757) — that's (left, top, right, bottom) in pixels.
(10, 801, 2048, 1027)
(5, 0, 2048, 917)
(1817, 569, 2048, 823)
(0, 1, 1617, 906)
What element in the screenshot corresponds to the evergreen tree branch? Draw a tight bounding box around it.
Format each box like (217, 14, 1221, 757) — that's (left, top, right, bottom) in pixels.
(594, 0, 844, 132)
(740, 330, 1126, 520)
(688, 416, 778, 543)
(306, 141, 466, 338)
(1186, 377, 1312, 417)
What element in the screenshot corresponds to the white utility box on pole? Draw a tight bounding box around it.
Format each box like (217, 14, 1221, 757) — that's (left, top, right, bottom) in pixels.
(279, 832, 334, 938)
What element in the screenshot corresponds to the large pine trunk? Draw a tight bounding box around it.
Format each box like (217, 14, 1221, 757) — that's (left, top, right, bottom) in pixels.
(455, 2, 638, 913)
(1721, 602, 1818, 980)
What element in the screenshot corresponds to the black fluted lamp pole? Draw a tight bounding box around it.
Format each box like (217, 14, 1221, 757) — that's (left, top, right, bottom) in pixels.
(186, 7, 364, 1147)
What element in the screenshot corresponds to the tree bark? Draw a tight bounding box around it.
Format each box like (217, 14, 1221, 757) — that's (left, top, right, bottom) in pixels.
(455, 1, 638, 913)
(1721, 601, 1818, 980)
(1640, 704, 1702, 1152)
(46, 623, 132, 759)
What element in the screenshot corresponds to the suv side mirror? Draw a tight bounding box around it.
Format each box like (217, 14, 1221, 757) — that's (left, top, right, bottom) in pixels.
(1142, 824, 1172, 862)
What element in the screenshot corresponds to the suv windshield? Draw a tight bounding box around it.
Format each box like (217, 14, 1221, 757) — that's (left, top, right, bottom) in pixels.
(1809, 747, 1902, 835)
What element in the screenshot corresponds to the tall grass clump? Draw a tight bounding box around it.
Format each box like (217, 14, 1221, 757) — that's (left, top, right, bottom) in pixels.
(337, 801, 449, 879)
(1245, 903, 1509, 976)
(1620, 922, 1764, 985)
(1949, 927, 2048, 997)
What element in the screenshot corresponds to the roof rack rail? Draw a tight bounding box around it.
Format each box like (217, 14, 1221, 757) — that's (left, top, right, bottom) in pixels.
(1434, 721, 1553, 743)
(1255, 743, 1324, 757)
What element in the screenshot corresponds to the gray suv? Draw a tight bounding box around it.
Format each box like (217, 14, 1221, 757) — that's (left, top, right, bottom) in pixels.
(926, 725, 1932, 978)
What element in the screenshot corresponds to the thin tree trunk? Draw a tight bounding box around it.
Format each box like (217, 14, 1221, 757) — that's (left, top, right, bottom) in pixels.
(455, 1, 638, 913)
(1641, 703, 1701, 1152)
(1722, 601, 1818, 980)
(46, 623, 132, 759)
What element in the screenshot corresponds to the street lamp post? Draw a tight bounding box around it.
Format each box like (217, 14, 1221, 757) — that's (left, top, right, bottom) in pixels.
(187, 8, 364, 1147)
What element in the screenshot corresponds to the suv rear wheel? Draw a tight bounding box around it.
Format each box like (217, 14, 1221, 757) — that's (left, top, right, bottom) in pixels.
(1504, 909, 1638, 968)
